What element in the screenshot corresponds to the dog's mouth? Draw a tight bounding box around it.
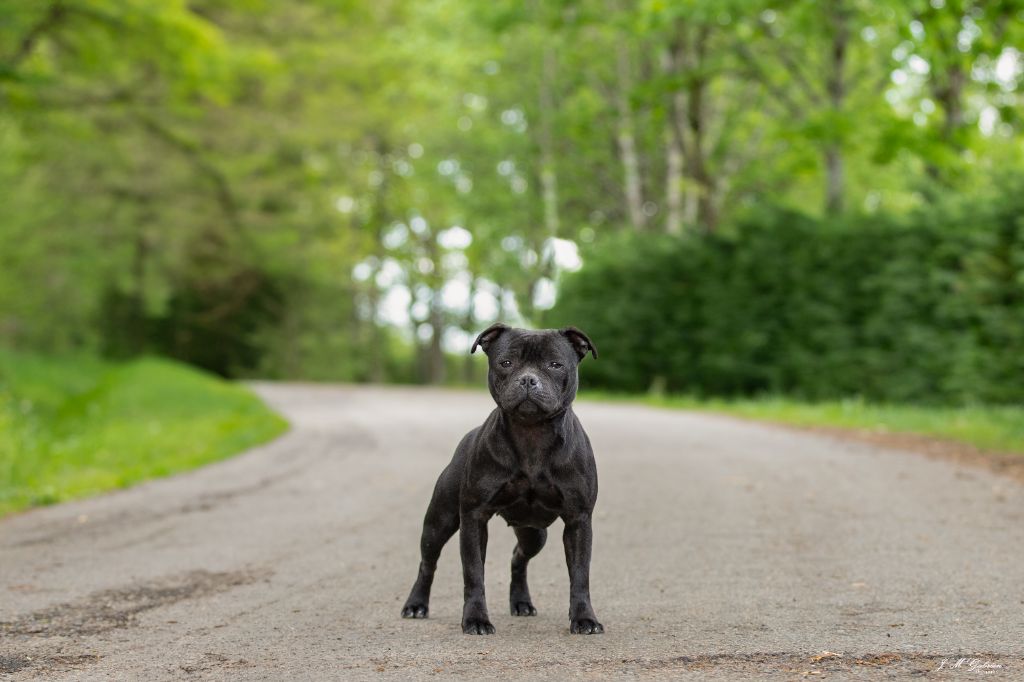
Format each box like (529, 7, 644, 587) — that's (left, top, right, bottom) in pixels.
(507, 394, 561, 419)
(515, 398, 541, 415)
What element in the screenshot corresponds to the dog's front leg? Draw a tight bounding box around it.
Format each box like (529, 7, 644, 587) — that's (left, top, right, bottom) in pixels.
(459, 509, 494, 634)
(563, 514, 604, 634)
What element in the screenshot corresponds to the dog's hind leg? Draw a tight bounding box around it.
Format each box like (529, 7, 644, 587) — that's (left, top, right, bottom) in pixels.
(509, 526, 546, 616)
(401, 477, 459, 619)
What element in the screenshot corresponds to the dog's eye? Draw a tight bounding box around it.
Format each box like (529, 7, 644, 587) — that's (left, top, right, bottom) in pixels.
(549, 361, 563, 369)
(499, 360, 512, 368)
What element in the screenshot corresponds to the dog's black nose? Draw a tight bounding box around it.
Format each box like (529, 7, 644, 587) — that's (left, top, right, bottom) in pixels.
(518, 374, 539, 389)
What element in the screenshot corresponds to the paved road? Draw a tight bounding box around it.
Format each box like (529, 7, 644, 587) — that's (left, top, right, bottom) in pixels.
(2, 385, 1022, 680)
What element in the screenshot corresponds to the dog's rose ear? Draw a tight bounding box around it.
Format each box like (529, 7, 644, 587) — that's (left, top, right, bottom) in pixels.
(561, 326, 598, 361)
(471, 322, 510, 354)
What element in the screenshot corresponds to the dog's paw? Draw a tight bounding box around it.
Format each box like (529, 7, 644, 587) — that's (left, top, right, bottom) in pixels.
(462, 617, 496, 635)
(511, 601, 537, 616)
(570, 618, 604, 634)
(401, 603, 428, 619)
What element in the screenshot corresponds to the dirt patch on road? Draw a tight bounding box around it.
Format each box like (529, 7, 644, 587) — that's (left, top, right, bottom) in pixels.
(0, 569, 263, 638)
(0, 653, 101, 676)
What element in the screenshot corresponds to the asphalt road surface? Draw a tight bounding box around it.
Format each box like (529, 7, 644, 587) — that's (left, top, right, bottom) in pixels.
(2, 384, 1022, 680)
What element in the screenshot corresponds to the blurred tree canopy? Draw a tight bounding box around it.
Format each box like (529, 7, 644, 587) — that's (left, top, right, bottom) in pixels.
(1, 0, 1022, 391)
(548, 179, 1024, 403)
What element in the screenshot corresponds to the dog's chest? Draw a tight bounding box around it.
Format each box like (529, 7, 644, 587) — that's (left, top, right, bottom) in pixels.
(491, 470, 563, 527)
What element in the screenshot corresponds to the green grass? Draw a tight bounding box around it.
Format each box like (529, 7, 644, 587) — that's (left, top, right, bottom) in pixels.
(0, 351, 288, 516)
(582, 392, 1024, 455)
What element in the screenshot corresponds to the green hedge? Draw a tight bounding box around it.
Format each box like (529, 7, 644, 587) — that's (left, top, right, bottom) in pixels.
(547, 183, 1024, 404)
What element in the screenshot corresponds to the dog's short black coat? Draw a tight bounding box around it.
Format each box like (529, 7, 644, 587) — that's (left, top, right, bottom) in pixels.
(401, 323, 603, 635)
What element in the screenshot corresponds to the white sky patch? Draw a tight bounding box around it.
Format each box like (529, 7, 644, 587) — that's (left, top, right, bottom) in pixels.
(382, 223, 408, 250)
(532, 277, 557, 310)
(995, 48, 1020, 86)
(380, 285, 410, 326)
(411, 299, 429, 322)
(979, 106, 999, 136)
(548, 238, 582, 271)
(441, 276, 470, 310)
(442, 250, 469, 272)
(907, 55, 930, 75)
(444, 327, 473, 353)
(473, 283, 498, 321)
(409, 215, 429, 235)
(376, 258, 404, 288)
(438, 225, 472, 250)
(335, 196, 356, 213)
(352, 260, 373, 281)
(501, 288, 521, 321)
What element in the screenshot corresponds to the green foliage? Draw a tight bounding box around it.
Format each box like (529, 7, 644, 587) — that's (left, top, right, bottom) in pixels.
(549, 178, 1024, 404)
(0, 0, 1022, 386)
(0, 350, 288, 515)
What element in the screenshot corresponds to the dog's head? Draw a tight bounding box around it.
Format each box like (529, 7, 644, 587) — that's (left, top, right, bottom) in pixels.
(471, 323, 597, 422)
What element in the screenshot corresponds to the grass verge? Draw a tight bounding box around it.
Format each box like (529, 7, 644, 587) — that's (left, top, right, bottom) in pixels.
(582, 392, 1024, 456)
(0, 351, 288, 517)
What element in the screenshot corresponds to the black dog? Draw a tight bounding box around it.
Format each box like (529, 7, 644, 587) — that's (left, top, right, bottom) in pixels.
(401, 323, 603, 635)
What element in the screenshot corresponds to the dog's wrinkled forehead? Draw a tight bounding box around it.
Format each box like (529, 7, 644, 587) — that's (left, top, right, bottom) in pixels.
(472, 323, 596, 361)
(496, 331, 575, 362)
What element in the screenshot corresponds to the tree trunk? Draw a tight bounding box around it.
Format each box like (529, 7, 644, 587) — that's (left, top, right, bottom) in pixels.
(663, 121, 684, 235)
(462, 276, 476, 384)
(660, 49, 684, 235)
(128, 229, 150, 355)
(406, 294, 423, 383)
(538, 45, 560, 239)
(495, 285, 506, 323)
(824, 0, 848, 215)
(824, 144, 844, 215)
(614, 43, 646, 230)
(364, 140, 390, 383)
(925, 61, 965, 186)
(365, 273, 385, 383)
(666, 27, 717, 233)
(427, 288, 445, 385)
(685, 72, 717, 232)
(939, 63, 965, 144)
